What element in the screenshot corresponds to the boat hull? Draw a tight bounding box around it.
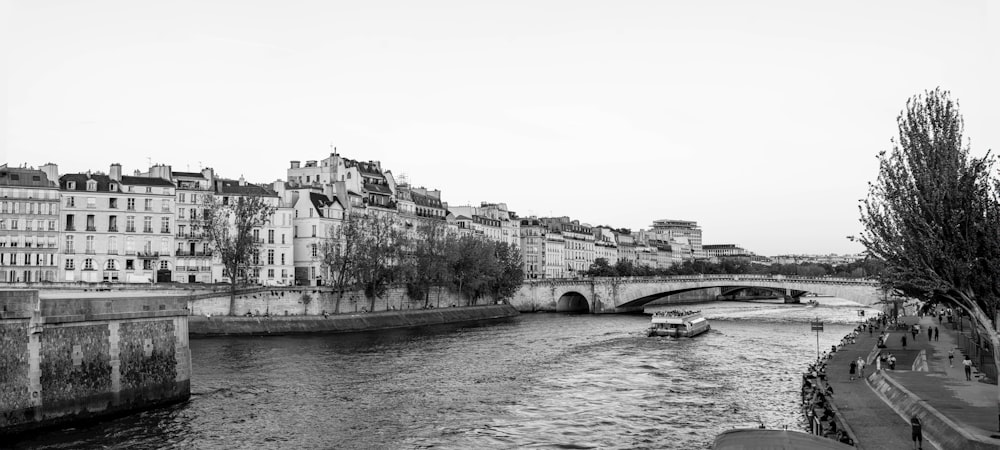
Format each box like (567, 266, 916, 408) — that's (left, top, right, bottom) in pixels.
(648, 324, 710, 338)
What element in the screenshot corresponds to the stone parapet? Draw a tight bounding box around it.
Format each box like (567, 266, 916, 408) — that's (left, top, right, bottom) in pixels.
(0, 289, 191, 437)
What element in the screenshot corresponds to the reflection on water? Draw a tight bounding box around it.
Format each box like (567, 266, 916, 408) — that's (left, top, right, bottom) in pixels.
(10, 300, 878, 449)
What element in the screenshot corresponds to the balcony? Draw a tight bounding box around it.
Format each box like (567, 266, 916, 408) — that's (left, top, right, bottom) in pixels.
(126, 227, 136, 233)
(108, 249, 119, 255)
(108, 227, 118, 232)
(64, 249, 75, 255)
(137, 251, 160, 259)
(161, 228, 171, 234)
(85, 249, 96, 255)
(143, 228, 153, 233)
(86, 226, 96, 232)
(65, 226, 76, 231)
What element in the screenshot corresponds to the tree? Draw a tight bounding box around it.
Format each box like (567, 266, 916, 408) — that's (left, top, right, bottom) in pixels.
(447, 235, 495, 305)
(319, 213, 363, 313)
(203, 193, 277, 315)
(859, 88, 1000, 429)
(490, 242, 524, 302)
(402, 220, 452, 307)
(585, 258, 616, 277)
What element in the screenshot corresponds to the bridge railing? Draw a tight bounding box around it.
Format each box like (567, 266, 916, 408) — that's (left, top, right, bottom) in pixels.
(526, 275, 878, 286)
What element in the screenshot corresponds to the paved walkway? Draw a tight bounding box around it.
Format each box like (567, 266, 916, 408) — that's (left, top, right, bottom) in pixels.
(823, 320, 930, 450)
(824, 314, 1000, 449)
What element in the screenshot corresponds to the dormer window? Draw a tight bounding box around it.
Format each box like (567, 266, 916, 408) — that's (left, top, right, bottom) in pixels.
(86, 180, 97, 191)
(110, 183, 118, 192)
(67, 181, 76, 190)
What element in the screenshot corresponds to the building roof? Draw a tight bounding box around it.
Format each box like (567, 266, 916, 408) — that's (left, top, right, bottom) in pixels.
(412, 191, 443, 208)
(121, 175, 175, 187)
(308, 192, 343, 217)
(172, 171, 205, 179)
(0, 166, 56, 188)
(217, 179, 277, 197)
(60, 173, 113, 191)
(363, 182, 392, 196)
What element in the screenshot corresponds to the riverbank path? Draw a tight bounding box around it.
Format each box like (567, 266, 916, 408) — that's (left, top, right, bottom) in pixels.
(824, 319, 932, 450)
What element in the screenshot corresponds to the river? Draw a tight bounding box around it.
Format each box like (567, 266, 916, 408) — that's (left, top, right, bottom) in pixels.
(10, 299, 879, 449)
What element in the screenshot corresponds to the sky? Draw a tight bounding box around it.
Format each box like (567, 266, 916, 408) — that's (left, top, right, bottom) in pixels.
(2, 1, 997, 256)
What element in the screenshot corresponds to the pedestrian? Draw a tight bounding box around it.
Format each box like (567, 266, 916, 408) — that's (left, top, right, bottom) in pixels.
(912, 324, 919, 340)
(849, 360, 857, 381)
(964, 355, 973, 381)
(934, 327, 939, 341)
(876, 352, 882, 372)
(902, 334, 907, 348)
(928, 327, 932, 340)
(911, 416, 923, 450)
(856, 356, 865, 379)
(948, 349, 954, 367)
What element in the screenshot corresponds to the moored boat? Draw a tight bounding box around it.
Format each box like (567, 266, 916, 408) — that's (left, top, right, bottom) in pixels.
(712, 428, 854, 449)
(647, 310, 710, 337)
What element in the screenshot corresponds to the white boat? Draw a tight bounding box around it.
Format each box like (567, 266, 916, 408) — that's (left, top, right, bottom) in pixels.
(805, 299, 819, 308)
(713, 429, 854, 449)
(647, 310, 711, 337)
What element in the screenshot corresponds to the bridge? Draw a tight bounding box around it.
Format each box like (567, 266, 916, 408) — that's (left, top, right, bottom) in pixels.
(509, 275, 882, 314)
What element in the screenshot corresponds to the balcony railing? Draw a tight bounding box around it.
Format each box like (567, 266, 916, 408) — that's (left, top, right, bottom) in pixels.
(137, 251, 160, 258)
(126, 227, 136, 232)
(65, 226, 76, 231)
(86, 226, 96, 232)
(85, 249, 96, 255)
(64, 249, 75, 254)
(161, 228, 171, 234)
(108, 227, 118, 232)
(108, 250, 119, 255)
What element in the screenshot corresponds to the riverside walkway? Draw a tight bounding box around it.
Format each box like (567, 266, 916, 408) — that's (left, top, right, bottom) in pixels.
(824, 314, 1000, 449)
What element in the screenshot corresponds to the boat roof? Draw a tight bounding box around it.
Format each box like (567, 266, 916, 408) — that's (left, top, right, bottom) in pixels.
(713, 429, 853, 450)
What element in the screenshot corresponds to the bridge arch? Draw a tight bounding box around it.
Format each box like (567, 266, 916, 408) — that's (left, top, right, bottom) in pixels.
(556, 291, 590, 313)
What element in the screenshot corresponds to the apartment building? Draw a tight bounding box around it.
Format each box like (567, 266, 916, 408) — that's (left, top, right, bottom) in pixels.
(0, 164, 60, 282)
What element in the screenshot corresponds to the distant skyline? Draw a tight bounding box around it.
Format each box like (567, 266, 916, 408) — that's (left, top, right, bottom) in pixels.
(3, 1, 997, 256)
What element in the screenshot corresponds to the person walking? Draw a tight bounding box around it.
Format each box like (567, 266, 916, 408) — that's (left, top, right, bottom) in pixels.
(849, 360, 857, 381)
(856, 356, 865, 379)
(911, 416, 923, 450)
(963, 355, 973, 381)
(902, 334, 907, 348)
(948, 349, 954, 367)
(934, 327, 939, 341)
(928, 327, 933, 340)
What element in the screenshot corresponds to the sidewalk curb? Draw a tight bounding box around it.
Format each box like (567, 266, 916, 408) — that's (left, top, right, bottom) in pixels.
(868, 370, 1000, 450)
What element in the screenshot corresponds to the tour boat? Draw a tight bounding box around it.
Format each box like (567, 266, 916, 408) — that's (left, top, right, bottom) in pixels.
(712, 428, 854, 449)
(647, 310, 710, 337)
(805, 299, 819, 308)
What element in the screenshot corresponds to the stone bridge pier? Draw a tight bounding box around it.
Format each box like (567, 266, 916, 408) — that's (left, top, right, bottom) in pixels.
(509, 275, 882, 314)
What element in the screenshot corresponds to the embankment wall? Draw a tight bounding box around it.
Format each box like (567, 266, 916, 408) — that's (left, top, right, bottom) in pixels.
(189, 304, 519, 336)
(0, 290, 190, 436)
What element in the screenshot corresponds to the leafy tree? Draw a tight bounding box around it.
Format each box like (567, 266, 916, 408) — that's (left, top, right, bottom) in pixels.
(319, 213, 362, 313)
(203, 194, 277, 315)
(585, 258, 617, 277)
(402, 220, 452, 307)
(490, 242, 524, 302)
(859, 88, 1000, 428)
(447, 235, 495, 304)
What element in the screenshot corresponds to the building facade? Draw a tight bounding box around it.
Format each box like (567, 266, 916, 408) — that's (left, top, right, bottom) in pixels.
(0, 164, 61, 282)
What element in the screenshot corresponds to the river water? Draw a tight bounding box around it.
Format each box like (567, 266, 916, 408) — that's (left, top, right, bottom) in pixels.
(11, 299, 879, 449)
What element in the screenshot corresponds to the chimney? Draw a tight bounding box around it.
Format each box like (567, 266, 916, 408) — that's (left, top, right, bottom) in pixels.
(238, 175, 246, 186)
(109, 163, 122, 181)
(290, 161, 300, 169)
(40, 163, 59, 186)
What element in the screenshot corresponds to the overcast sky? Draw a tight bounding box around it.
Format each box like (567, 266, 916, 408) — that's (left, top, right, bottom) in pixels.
(2, 1, 997, 256)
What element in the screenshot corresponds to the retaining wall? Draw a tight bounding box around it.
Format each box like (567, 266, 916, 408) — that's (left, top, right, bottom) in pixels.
(0, 290, 190, 436)
(868, 371, 996, 450)
(189, 304, 519, 336)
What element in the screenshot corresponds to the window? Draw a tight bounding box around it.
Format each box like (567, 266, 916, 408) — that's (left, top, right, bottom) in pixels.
(160, 261, 169, 270)
(161, 217, 170, 233)
(126, 216, 135, 232)
(280, 253, 285, 265)
(311, 244, 317, 257)
(144, 199, 152, 211)
(67, 182, 76, 190)
(85, 236, 94, 252)
(87, 197, 96, 208)
(145, 187, 152, 193)
(86, 214, 95, 231)
(110, 183, 117, 192)
(108, 236, 117, 254)
(267, 249, 274, 265)
(311, 225, 316, 237)
(86, 180, 97, 191)
(253, 229, 260, 242)
(143, 216, 152, 233)
(160, 238, 168, 253)
(105, 259, 117, 270)
(161, 199, 170, 212)
(108, 216, 118, 232)
(252, 251, 260, 265)
(127, 198, 135, 211)
(267, 268, 274, 278)
(178, 208, 185, 219)
(65, 236, 74, 253)
(268, 230, 274, 244)
(65, 214, 75, 231)
(143, 260, 153, 270)
(179, 193, 186, 203)
(10, 219, 16, 230)
(308, 208, 313, 218)
(83, 258, 94, 270)
(65, 259, 74, 270)
(126, 259, 134, 270)
(178, 225, 186, 237)
(109, 198, 118, 209)
(281, 234, 285, 244)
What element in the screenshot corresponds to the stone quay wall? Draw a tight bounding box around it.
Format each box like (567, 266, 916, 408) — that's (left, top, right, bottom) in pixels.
(0, 290, 191, 436)
(189, 304, 519, 336)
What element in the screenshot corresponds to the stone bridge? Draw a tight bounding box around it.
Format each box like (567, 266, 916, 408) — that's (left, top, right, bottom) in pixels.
(509, 275, 882, 313)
